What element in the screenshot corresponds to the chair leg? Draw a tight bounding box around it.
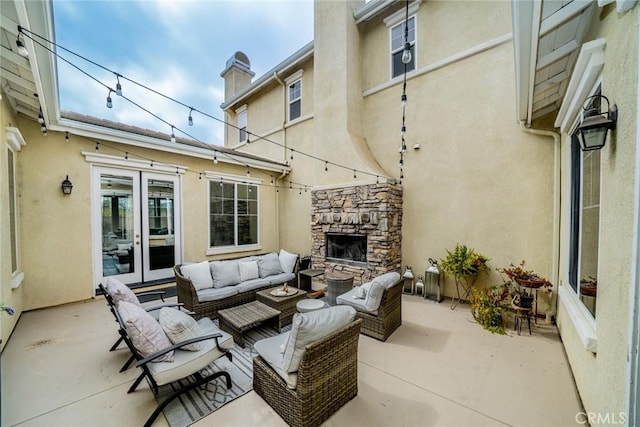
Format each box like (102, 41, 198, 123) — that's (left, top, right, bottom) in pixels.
(110, 336, 124, 352)
(143, 371, 232, 427)
(128, 372, 147, 394)
(120, 355, 135, 373)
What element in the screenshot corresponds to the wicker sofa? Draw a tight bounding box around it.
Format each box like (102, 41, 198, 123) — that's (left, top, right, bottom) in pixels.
(174, 251, 298, 320)
(336, 271, 403, 341)
(253, 309, 362, 427)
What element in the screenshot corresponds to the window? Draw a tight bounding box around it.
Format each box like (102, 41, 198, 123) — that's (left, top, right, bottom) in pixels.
(209, 180, 258, 248)
(288, 80, 301, 121)
(237, 106, 247, 143)
(569, 131, 600, 318)
(390, 16, 416, 78)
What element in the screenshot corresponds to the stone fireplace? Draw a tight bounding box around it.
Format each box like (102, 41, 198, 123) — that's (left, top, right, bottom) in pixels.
(311, 183, 403, 285)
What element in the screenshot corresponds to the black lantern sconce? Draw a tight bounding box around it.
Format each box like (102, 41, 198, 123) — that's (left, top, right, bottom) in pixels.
(576, 94, 618, 151)
(61, 175, 73, 195)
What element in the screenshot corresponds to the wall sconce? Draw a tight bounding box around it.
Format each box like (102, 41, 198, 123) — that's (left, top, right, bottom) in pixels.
(61, 175, 73, 195)
(576, 94, 618, 151)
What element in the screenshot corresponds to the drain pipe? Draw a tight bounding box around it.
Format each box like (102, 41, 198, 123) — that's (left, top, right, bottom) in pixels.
(274, 169, 289, 250)
(519, 121, 561, 323)
(273, 71, 289, 251)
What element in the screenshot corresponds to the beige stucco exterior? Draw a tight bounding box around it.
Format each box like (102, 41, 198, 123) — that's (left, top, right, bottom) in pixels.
(554, 4, 638, 423)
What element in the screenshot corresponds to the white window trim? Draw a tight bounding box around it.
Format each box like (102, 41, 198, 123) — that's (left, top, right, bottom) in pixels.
(6, 127, 26, 289)
(83, 152, 187, 174)
(555, 39, 607, 353)
(236, 104, 248, 144)
(205, 172, 261, 256)
(284, 69, 303, 86)
(287, 79, 302, 123)
(388, 14, 418, 79)
(383, 1, 421, 27)
(555, 39, 606, 133)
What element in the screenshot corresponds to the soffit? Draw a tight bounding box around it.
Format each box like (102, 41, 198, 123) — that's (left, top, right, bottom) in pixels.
(514, 0, 595, 125)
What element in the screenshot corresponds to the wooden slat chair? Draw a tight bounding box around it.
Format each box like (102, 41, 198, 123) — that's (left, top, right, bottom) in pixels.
(113, 303, 233, 427)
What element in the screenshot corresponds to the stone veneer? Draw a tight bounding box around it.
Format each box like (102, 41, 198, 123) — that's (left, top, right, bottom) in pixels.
(311, 183, 403, 285)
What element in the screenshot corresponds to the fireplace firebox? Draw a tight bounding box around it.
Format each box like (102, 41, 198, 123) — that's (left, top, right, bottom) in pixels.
(326, 233, 367, 264)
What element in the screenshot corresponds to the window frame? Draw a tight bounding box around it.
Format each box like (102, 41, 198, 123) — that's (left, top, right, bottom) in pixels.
(5, 127, 26, 288)
(206, 173, 261, 254)
(389, 15, 417, 79)
(287, 78, 302, 122)
(236, 105, 247, 144)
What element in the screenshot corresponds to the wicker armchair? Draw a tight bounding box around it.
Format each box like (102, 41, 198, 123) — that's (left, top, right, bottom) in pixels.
(253, 318, 362, 427)
(351, 278, 403, 341)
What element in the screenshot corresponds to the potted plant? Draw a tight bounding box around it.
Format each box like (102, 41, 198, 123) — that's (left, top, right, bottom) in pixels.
(440, 243, 490, 279)
(469, 285, 509, 334)
(498, 260, 552, 309)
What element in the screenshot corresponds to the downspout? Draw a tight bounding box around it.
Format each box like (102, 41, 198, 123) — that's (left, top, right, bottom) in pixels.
(273, 72, 288, 251)
(519, 121, 561, 322)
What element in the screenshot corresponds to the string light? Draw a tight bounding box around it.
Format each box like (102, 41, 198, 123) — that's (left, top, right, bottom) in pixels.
(401, 93, 407, 109)
(38, 112, 45, 124)
(18, 26, 397, 185)
(213, 152, 218, 164)
(353, 170, 357, 179)
(115, 74, 122, 96)
(188, 108, 194, 126)
(325, 161, 328, 172)
(125, 152, 128, 160)
(199, 173, 202, 180)
(170, 126, 176, 143)
(41, 125, 47, 136)
(106, 89, 113, 108)
(95, 141, 99, 150)
(401, 0, 412, 65)
(16, 26, 28, 57)
(270, 176, 274, 185)
(246, 167, 250, 177)
(65, 131, 70, 142)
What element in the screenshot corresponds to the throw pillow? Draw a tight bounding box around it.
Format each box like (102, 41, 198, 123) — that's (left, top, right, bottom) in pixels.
(282, 305, 356, 373)
(180, 261, 214, 291)
(210, 260, 241, 288)
(257, 252, 283, 278)
(118, 301, 174, 362)
(105, 277, 140, 306)
(158, 307, 202, 351)
(279, 249, 298, 274)
(238, 260, 260, 282)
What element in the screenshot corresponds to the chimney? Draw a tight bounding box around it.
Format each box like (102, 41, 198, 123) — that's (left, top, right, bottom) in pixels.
(220, 51, 255, 101)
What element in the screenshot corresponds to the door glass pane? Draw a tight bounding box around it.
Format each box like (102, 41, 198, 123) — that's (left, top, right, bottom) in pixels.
(147, 179, 175, 271)
(101, 175, 134, 276)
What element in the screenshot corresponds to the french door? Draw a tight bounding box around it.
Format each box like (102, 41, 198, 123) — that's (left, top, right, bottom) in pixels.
(94, 167, 181, 287)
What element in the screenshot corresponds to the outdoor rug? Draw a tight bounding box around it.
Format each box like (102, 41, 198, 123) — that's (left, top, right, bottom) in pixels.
(157, 321, 290, 427)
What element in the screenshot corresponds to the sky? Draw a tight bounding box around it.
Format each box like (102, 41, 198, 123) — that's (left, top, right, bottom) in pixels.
(52, 0, 314, 145)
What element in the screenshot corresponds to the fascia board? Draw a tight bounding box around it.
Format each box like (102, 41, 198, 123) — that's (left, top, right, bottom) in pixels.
(511, 0, 536, 124)
(52, 118, 291, 174)
(554, 39, 606, 132)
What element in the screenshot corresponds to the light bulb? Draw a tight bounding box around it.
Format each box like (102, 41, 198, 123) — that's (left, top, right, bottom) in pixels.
(401, 93, 407, 109)
(188, 109, 194, 126)
(106, 91, 113, 108)
(16, 39, 28, 57)
(38, 113, 45, 124)
(170, 127, 176, 143)
(401, 42, 412, 65)
(213, 153, 218, 164)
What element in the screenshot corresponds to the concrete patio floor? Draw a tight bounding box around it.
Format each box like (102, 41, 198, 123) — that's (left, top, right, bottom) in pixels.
(1, 290, 584, 427)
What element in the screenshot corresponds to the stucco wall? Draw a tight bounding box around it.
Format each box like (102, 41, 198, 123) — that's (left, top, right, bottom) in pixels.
(556, 4, 639, 422)
(1, 97, 25, 351)
(357, 1, 555, 299)
(9, 116, 280, 312)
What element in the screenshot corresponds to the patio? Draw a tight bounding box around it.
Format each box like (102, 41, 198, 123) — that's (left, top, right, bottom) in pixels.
(1, 290, 583, 427)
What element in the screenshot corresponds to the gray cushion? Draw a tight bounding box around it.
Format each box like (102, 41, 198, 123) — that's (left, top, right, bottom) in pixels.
(336, 288, 377, 315)
(364, 272, 400, 311)
(267, 272, 296, 285)
(180, 261, 214, 291)
(257, 253, 283, 278)
(159, 307, 203, 351)
(147, 317, 233, 386)
(210, 260, 241, 288)
(253, 332, 298, 389)
(282, 305, 356, 373)
(235, 277, 272, 293)
(197, 286, 239, 302)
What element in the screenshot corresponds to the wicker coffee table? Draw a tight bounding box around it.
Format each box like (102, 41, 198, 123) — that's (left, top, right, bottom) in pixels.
(218, 300, 281, 347)
(256, 287, 308, 329)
